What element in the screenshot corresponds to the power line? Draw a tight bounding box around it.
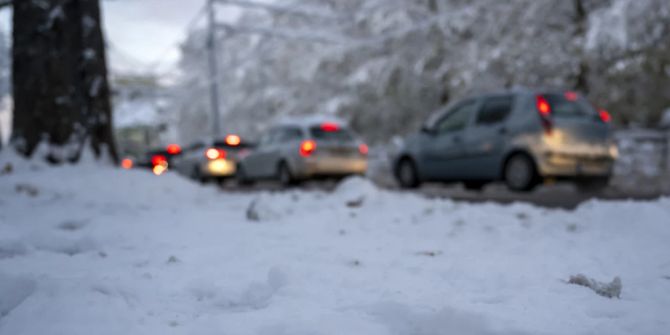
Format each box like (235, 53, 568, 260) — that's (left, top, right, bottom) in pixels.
(215, 22, 348, 44)
(206, 0, 221, 138)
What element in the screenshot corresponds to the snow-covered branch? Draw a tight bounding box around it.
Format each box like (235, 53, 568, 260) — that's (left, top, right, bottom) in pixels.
(215, 22, 349, 44)
(214, 0, 342, 21)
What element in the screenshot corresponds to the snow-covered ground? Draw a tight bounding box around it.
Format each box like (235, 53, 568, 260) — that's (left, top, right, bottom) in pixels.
(1, 154, 670, 335)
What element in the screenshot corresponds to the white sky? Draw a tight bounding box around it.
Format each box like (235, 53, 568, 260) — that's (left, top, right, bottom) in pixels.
(0, 1, 241, 75)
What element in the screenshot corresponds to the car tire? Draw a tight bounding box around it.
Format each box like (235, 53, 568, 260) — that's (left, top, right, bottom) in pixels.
(277, 162, 298, 187)
(576, 177, 609, 194)
(191, 166, 206, 183)
(504, 154, 538, 192)
(236, 165, 254, 187)
(396, 158, 420, 189)
(464, 181, 487, 192)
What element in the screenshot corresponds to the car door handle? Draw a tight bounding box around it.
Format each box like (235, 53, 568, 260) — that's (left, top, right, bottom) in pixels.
(498, 127, 508, 134)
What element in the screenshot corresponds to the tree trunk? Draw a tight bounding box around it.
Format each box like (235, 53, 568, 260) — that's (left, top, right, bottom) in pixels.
(573, 0, 590, 94)
(11, 0, 117, 163)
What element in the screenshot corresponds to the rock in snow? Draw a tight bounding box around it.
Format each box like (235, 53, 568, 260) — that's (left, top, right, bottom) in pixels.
(568, 274, 623, 299)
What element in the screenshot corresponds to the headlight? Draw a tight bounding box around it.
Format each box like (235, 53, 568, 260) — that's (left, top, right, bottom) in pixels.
(609, 144, 619, 159)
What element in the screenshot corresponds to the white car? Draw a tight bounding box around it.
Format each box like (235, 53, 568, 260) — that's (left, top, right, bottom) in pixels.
(237, 120, 368, 186)
(173, 134, 253, 183)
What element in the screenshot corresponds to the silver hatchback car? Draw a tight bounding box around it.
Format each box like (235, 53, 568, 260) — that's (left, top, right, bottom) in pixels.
(237, 120, 368, 186)
(394, 90, 618, 192)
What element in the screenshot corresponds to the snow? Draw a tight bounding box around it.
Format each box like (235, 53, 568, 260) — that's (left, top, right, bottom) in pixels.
(0, 95, 10, 146)
(1, 155, 670, 334)
(113, 99, 160, 128)
(586, 0, 629, 51)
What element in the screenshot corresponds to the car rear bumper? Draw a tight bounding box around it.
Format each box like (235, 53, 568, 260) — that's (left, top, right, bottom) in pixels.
(296, 156, 367, 178)
(537, 151, 614, 177)
(201, 159, 236, 177)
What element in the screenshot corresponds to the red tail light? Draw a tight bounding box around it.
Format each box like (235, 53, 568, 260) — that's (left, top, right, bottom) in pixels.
(121, 158, 134, 169)
(536, 95, 553, 135)
(320, 122, 340, 132)
(151, 155, 167, 167)
(205, 148, 226, 160)
(359, 143, 369, 155)
(599, 109, 611, 123)
(536, 95, 551, 117)
(300, 140, 317, 157)
(166, 144, 182, 155)
(225, 134, 241, 146)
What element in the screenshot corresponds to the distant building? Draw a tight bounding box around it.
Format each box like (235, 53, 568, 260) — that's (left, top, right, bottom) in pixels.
(110, 74, 176, 158)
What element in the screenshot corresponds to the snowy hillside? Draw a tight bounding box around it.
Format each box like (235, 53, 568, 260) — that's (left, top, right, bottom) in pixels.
(1, 154, 669, 334)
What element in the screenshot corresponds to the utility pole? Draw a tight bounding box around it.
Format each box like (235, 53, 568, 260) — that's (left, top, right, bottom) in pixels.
(206, 0, 221, 139)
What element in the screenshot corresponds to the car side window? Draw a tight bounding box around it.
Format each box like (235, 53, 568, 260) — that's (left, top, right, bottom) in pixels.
(476, 96, 514, 126)
(275, 127, 303, 142)
(435, 100, 477, 133)
(259, 129, 278, 147)
(186, 142, 205, 152)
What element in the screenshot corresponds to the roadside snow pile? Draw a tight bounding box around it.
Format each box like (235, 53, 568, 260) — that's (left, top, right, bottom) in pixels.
(333, 175, 382, 206)
(1, 156, 670, 334)
(568, 274, 622, 299)
(0, 274, 36, 318)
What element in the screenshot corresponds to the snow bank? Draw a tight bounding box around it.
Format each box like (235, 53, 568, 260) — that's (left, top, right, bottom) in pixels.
(1, 154, 669, 334)
(0, 274, 36, 318)
(333, 175, 382, 204)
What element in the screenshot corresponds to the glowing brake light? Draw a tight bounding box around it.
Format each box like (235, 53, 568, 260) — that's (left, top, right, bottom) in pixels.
(151, 155, 168, 176)
(564, 91, 578, 101)
(359, 143, 369, 155)
(205, 148, 226, 160)
(121, 158, 134, 170)
(300, 140, 317, 157)
(320, 122, 340, 132)
(225, 134, 241, 146)
(599, 109, 612, 123)
(536, 95, 553, 135)
(166, 144, 182, 155)
(151, 155, 167, 167)
(153, 163, 167, 176)
(536, 95, 551, 117)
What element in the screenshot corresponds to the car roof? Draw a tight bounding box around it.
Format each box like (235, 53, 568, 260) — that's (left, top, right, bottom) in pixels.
(272, 115, 350, 129)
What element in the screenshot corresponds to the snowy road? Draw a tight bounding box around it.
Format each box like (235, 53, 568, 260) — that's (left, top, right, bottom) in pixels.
(222, 181, 665, 210)
(1, 157, 670, 335)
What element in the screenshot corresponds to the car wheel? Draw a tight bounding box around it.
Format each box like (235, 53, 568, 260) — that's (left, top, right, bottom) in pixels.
(191, 166, 206, 183)
(576, 177, 609, 194)
(236, 165, 254, 187)
(396, 158, 420, 189)
(464, 181, 486, 192)
(504, 154, 538, 192)
(277, 162, 298, 187)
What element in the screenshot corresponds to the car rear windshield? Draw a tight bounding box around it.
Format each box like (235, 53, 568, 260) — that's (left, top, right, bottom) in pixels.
(543, 93, 597, 119)
(309, 127, 355, 142)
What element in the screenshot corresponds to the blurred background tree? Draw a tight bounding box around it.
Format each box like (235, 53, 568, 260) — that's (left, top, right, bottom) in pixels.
(0, 28, 9, 150)
(172, 0, 670, 144)
(10, 0, 117, 163)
